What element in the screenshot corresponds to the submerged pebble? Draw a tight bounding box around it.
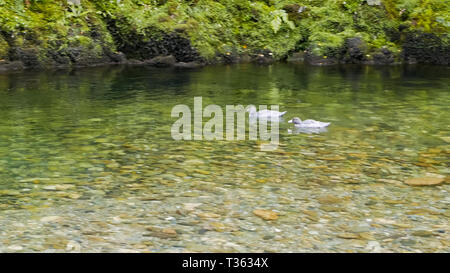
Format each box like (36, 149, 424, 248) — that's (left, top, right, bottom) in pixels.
(0, 65, 448, 252)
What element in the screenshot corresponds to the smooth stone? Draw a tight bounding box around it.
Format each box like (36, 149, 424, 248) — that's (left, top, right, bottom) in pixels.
(377, 179, 403, 185)
(0, 190, 21, 196)
(162, 228, 177, 236)
(183, 159, 205, 165)
(404, 177, 444, 186)
(43, 184, 74, 191)
(40, 216, 63, 223)
(320, 205, 344, 212)
(366, 241, 382, 252)
(7, 245, 23, 251)
(350, 226, 371, 233)
(337, 233, 360, 239)
(210, 222, 227, 232)
(375, 218, 413, 228)
(147, 55, 176, 67)
(412, 230, 434, 237)
(174, 62, 203, 68)
(194, 169, 210, 175)
(66, 240, 81, 252)
(68, 193, 82, 199)
(400, 239, 416, 246)
(253, 209, 278, 221)
(145, 227, 178, 239)
(106, 162, 120, 168)
(317, 195, 342, 204)
(182, 203, 202, 211)
(302, 210, 319, 221)
(198, 212, 221, 219)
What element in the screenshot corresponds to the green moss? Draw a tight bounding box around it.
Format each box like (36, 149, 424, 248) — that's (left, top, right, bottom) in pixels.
(67, 35, 91, 48)
(0, 0, 447, 64)
(0, 35, 9, 59)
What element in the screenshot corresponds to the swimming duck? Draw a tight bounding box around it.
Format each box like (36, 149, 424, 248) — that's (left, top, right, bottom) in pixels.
(247, 105, 287, 119)
(288, 117, 330, 128)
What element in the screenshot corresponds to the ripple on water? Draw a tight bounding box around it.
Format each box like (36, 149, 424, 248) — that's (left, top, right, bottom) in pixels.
(0, 64, 449, 252)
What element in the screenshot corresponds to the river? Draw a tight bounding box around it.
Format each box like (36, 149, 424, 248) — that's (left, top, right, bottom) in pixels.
(0, 64, 448, 252)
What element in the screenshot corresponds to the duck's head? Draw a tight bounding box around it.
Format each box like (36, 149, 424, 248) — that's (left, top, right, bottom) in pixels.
(288, 117, 302, 124)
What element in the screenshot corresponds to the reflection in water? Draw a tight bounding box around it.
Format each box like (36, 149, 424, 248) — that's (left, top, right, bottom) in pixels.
(0, 64, 448, 252)
(288, 127, 329, 134)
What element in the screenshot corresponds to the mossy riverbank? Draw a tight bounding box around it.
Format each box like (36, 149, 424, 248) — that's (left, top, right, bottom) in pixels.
(0, 0, 448, 72)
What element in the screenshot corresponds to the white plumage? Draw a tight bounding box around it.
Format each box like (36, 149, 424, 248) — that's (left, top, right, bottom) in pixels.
(288, 117, 330, 128)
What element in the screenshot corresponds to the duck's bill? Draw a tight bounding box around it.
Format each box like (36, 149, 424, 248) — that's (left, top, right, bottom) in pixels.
(288, 119, 293, 123)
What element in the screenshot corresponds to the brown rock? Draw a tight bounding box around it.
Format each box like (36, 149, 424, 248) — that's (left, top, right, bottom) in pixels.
(337, 233, 360, 239)
(40, 216, 63, 223)
(302, 210, 319, 221)
(147, 55, 176, 67)
(412, 230, 434, 237)
(253, 209, 278, 220)
(404, 177, 444, 186)
(320, 205, 344, 212)
(162, 228, 177, 235)
(198, 212, 221, 219)
(317, 195, 342, 204)
(145, 227, 178, 239)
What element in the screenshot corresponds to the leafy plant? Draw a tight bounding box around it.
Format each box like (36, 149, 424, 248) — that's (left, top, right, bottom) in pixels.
(67, 1, 90, 18)
(270, 9, 295, 33)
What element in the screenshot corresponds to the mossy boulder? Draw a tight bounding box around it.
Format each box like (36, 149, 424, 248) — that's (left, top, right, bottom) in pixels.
(286, 51, 306, 63)
(305, 52, 339, 66)
(402, 32, 449, 65)
(9, 47, 42, 67)
(251, 49, 275, 65)
(342, 37, 368, 64)
(107, 21, 203, 63)
(372, 47, 396, 65)
(147, 55, 176, 67)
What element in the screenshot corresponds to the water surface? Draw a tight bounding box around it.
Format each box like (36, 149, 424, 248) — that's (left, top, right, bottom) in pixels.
(0, 64, 448, 252)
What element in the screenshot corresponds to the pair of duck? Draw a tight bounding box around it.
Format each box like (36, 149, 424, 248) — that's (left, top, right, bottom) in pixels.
(247, 106, 330, 129)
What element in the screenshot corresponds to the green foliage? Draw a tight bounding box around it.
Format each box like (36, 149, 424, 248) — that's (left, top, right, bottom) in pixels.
(67, 1, 90, 18)
(0, 35, 9, 59)
(270, 9, 295, 33)
(407, 0, 450, 32)
(0, 0, 447, 63)
(386, 0, 450, 32)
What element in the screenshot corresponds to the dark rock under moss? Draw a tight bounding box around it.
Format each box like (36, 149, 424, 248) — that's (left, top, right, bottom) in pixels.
(305, 52, 338, 66)
(9, 47, 42, 68)
(146, 55, 176, 67)
(174, 61, 204, 68)
(251, 49, 275, 65)
(402, 32, 449, 65)
(286, 51, 306, 63)
(342, 38, 367, 64)
(0, 61, 24, 72)
(372, 48, 396, 65)
(107, 20, 204, 64)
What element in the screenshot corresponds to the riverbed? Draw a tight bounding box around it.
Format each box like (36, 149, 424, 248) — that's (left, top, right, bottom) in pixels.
(0, 64, 448, 252)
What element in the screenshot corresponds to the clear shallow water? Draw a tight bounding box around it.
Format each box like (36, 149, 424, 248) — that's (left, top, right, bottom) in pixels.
(0, 64, 448, 252)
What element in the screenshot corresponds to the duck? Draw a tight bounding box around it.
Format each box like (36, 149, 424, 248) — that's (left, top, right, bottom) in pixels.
(247, 105, 287, 119)
(288, 117, 330, 128)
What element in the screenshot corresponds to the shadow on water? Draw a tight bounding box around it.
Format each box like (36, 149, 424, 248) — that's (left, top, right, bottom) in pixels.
(0, 64, 448, 252)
